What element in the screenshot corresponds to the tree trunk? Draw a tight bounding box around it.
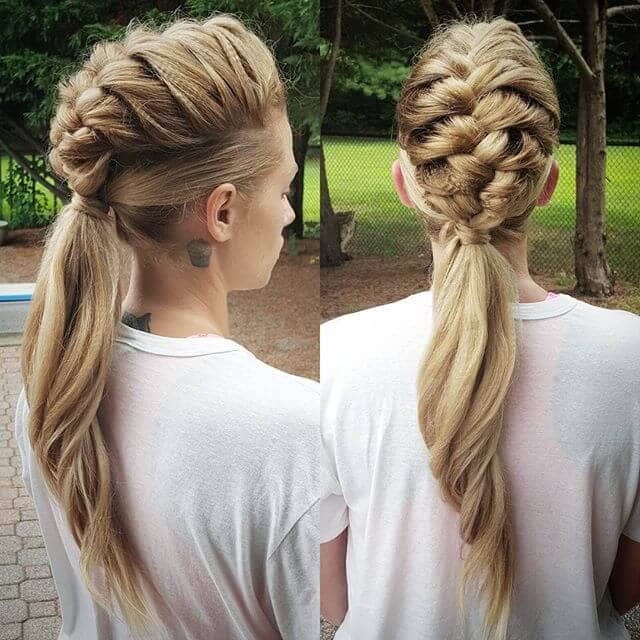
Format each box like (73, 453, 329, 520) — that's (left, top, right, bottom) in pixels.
(320, 143, 343, 267)
(320, 0, 344, 266)
(479, 0, 496, 19)
(420, 0, 439, 28)
(288, 124, 310, 239)
(574, 0, 613, 296)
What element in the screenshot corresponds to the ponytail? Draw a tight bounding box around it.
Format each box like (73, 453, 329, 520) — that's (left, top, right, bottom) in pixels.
(417, 230, 519, 639)
(21, 201, 154, 632)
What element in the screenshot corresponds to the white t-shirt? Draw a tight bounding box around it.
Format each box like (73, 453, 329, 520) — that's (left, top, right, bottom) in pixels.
(15, 322, 319, 640)
(320, 289, 640, 640)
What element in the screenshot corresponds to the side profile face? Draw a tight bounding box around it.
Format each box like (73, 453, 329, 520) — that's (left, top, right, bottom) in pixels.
(184, 110, 298, 292)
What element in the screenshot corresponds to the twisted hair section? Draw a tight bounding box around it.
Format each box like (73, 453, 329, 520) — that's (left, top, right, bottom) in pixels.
(395, 17, 560, 639)
(21, 14, 286, 635)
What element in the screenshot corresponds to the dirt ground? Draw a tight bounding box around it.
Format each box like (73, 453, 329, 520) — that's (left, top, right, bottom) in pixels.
(321, 253, 640, 321)
(0, 228, 319, 380)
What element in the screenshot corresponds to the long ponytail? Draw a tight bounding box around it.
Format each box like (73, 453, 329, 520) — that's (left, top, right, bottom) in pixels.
(21, 202, 153, 629)
(396, 16, 560, 639)
(417, 226, 520, 638)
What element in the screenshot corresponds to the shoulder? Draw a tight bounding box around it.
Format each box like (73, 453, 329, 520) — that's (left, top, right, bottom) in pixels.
(234, 352, 319, 423)
(249, 355, 319, 397)
(222, 349, 319, 457)
(321, 290, 432, 351)
(321, 290, 432, 379)
(568, 298, 640, 373)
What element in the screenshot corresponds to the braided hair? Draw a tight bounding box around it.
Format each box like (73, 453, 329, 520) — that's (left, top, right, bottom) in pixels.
(395, 16, 560, 640)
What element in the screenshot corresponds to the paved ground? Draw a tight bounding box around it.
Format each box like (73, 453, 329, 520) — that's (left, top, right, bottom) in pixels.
(322, 619, 338, 639)
(0, 345, 61, 639)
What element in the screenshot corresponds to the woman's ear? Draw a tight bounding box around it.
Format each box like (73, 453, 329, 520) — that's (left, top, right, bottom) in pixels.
(204, 183, 237, 242)
(536, 158, 559, 207)
(391, 159, 415, 209)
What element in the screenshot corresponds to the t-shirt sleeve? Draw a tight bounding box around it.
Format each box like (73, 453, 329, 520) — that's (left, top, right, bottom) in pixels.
(13, 387, 33, 496)
(320, 443, 348, 544)
(319, 321, 349, 544)
(265, 502, 319, 640)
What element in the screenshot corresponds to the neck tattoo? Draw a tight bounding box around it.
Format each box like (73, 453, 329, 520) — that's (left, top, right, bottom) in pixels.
(121, 311, 152, 333)
(186, 238, 212, 267)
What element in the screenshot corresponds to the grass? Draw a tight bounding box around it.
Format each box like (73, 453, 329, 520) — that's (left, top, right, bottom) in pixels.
(302, 149, 320, 230)
(319, 136, 640, 282)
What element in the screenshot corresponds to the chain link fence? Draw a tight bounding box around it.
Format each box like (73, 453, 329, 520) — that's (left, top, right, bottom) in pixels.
(323, 134, 640, 284)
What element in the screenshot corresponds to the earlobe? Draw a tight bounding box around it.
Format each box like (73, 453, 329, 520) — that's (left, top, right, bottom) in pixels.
(391, 159, 415, 209)
(537, 158, 559, 207)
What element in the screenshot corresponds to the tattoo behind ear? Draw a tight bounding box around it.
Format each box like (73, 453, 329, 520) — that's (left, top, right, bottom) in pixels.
(186, 238, 212, 267)
(121, 311, 152, 333)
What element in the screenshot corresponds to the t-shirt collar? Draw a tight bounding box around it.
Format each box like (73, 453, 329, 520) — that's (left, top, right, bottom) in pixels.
(116, 321, 247, 357)
(420, 289, 578, 320)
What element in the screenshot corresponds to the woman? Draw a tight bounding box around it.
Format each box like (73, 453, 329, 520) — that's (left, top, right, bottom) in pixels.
(320, 16, 640, 640)
(15, 14, 318, 640)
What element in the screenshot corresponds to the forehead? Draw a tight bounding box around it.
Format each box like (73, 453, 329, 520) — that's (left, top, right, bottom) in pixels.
(271, 115, 296, 173)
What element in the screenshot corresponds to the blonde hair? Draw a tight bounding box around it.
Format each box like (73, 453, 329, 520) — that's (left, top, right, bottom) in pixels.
(395, 16, 560, 639)
(20, 14, 286, 636)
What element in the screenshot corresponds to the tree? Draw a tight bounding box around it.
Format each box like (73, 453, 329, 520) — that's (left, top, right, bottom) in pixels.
(526, 0, 636, 295)
(320, 0, 344, 267)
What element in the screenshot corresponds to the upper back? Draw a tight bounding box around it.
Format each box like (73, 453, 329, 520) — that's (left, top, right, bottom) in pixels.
(320, 290, 640, 639)
(17, 324, 319, 639)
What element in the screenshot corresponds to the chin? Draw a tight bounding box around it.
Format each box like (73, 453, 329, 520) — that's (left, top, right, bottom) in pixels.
(241, 272, 272, 291)
(259, 271, 273, 288)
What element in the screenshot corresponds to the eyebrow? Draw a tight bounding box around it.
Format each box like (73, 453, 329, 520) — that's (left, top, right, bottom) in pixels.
(289, 164, 299, 180)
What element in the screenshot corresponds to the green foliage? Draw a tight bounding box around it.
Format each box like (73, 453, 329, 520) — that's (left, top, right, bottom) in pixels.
(325, 0, 640, 139)
(336, 54, 409, 102)
(288, 233, 299, 255)
(0, 50, 73, 132)
(1, 157, 52, 229)
(303, 219, 320, 239)
(554, 270, 571, 288)
(0, 0, 319, 137)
